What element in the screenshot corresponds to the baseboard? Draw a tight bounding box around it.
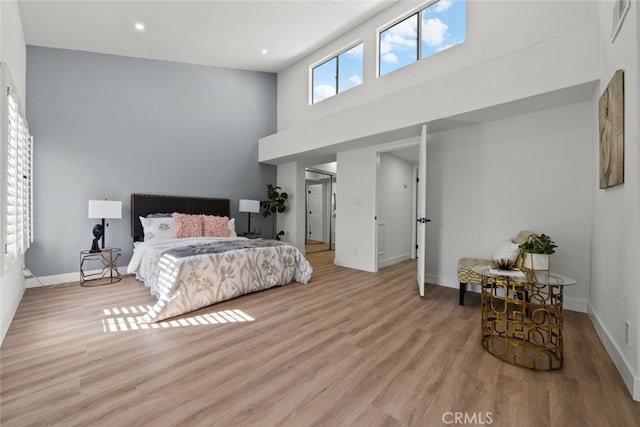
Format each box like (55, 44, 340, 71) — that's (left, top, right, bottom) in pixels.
(563, 297, 588, 313)
(378, 253, 411, 269)
(588, 303, 639, 402)
(424, 274, 586, 313)
(25, 266, 129, 288)
(425, 273, 458, 289)
(333, 257, 376, 273)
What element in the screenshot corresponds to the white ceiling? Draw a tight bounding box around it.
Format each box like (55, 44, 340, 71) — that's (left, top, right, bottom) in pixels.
(18, 0, 399, 73)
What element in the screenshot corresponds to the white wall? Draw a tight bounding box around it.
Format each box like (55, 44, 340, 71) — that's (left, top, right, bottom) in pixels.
(589, 0, 640, 400)
(277, 161, 305, 249)
(261, 26, 598, 163)
(336, 148, 377, 271)
(1, 0, 26, 101)
(0, 0, 27, 344)
(377, 152, 413, 267)
(335, 138, 419, 271)
(269, 1, 600, 294)
(335, 101, 593, 311)
(275, 0, 597, 133)
(426, 101, 593, 311)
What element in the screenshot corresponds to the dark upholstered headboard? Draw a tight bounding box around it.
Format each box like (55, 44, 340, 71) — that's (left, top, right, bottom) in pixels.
(131, 193, 230, 241)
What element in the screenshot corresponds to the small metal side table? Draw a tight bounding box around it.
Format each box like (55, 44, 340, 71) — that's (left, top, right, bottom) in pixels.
(473, 266, 576, 370)
(80, 248, 122, 286)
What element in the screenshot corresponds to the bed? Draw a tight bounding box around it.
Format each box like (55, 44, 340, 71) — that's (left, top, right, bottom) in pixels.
(127, 193, 313, 323)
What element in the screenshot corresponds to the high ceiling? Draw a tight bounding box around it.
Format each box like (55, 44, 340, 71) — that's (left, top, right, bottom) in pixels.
(17, 0, 400, 73)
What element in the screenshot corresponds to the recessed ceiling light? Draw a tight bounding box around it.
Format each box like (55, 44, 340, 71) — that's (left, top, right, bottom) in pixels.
(261, 49, 268, 55)
(134, 22, 145, 31)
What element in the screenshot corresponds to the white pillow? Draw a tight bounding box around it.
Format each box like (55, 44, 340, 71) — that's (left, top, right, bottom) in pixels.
(492, 240, 520, 262)
(140, 216, 174, 241)
(228, 218, 237, 237)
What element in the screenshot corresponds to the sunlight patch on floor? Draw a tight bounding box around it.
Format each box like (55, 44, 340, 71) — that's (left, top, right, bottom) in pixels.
(100, 306, 255, 332)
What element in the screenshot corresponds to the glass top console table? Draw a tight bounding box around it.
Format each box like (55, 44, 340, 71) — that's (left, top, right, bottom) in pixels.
(472, 266, 576, 370)
(80, 248, 122, 286)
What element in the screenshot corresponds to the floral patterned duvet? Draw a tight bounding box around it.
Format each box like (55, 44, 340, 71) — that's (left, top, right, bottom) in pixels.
(127, 237, 313, 323)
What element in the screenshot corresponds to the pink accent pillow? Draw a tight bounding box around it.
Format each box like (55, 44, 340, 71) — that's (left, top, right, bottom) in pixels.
(203, 215, 230, 237)
(173, 213, 203, 238)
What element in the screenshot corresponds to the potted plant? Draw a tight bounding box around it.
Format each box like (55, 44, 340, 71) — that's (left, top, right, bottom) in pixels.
(518, 233, 557, 270)
(260, 184, 288, 239)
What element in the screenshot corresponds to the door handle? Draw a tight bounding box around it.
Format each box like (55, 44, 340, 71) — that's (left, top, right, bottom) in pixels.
(416, 218, 432, 223)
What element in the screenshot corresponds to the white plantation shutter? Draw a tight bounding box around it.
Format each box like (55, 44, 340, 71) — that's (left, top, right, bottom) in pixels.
(4, 72, 33, 263)
(16, 111, 32, 252)
(6, 90, 18, 256)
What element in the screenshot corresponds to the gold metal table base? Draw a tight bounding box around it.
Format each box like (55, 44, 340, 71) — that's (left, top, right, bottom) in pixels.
(480, 273, 564, 370)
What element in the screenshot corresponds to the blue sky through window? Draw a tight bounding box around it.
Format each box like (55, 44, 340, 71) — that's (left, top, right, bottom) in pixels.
(338, 44, 363, 93)
(379, 0, 466, 76)
(313, 43, 363, 104)
(312, 57, 337, 103)
(421, 0, 466, 59)
(379, 14, 418, 76)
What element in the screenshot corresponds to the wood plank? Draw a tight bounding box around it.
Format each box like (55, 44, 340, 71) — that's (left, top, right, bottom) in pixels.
(1, 251, 639, 426)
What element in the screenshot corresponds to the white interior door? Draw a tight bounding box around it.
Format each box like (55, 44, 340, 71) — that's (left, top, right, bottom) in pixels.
(308, 184, 324, 241)
(416, 125, 428, 296)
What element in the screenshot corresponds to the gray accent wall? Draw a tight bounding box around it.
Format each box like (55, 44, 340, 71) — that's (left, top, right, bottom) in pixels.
(25, 46, 277, 276)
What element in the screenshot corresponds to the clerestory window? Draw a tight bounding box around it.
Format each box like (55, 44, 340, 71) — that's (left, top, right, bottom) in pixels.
(379, 0, 466, 76)
(312, 43, 363, 104)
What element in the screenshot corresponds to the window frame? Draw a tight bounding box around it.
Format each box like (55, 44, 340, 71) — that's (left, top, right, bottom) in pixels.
(377, 0, 465, 77)
(310, 40, 364, 105)
(378, 12, 421, 77)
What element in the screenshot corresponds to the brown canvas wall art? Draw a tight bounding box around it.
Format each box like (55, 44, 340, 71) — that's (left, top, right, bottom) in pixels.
(599, 69, 624, 189)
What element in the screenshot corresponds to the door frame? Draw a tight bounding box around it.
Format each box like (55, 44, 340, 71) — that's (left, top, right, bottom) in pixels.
(306, 182, 324, 241)
(411, 165, 419, 259)
(304, 168, 335, 252)
(416, 124, 427, 296)
(373, 140, 421, 272)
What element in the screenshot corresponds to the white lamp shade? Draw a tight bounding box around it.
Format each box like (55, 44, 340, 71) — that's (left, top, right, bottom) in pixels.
(88, 200, 122, 219)
(238, 199, 260, 213)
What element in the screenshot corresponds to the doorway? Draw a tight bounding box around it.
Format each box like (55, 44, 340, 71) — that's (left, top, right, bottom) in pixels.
(372, 131, 425, 295)
(305, 168, 335, 253)
(375, 150, 416, 269)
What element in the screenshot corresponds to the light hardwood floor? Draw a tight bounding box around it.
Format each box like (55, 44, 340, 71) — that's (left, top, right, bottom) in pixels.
(305, 241, 331, 253)
(2, 251, 640, 426)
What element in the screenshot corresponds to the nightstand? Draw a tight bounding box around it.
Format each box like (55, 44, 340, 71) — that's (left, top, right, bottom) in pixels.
(80, 248, 121, 286)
